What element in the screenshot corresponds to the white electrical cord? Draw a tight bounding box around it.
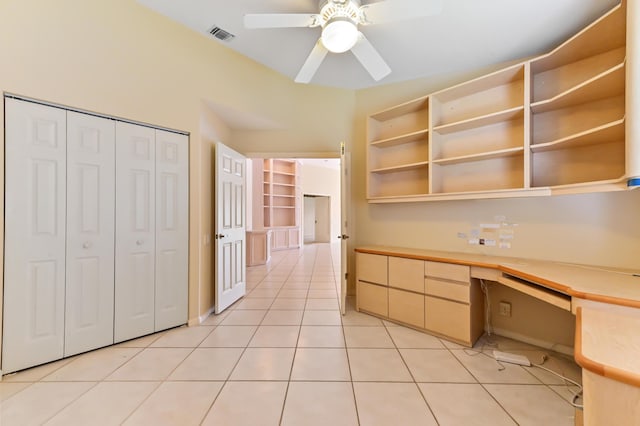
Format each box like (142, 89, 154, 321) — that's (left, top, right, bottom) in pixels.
(479, 279, 492, 336)
(533, 357, 584, 409)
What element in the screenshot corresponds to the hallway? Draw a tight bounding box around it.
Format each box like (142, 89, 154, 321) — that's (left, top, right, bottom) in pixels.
(0, 243, 579, 425)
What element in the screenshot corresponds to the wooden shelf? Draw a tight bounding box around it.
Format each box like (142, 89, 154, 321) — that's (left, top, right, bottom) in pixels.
(433, 147, 524, 166)
(531, 118, 625, 153)
(370, 129, 429, 148)
(432, 64, 525, 127)
(365, 2, 630, 203)
(433, 106, 524, 135)
(530, 3, 625, 75)
(370, 96, 429, 122)
(370, 161, 429, 174)
(530, 62, 625, 114)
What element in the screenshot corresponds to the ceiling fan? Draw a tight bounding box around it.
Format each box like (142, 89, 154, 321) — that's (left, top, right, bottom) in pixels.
(244, 0, 443, 84)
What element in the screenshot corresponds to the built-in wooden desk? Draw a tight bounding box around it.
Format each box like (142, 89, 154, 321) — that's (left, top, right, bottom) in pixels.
(355, 246, 640, 424)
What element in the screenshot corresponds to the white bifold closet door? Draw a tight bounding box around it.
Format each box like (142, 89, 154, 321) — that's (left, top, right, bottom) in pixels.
(154, 130, 189, 331)
(3, 99, 68, 373)
(114, 123, 188, 343)
(3, 100, 117, 372)
(64, 111, 116, 357)
(114, 122, 157, 343)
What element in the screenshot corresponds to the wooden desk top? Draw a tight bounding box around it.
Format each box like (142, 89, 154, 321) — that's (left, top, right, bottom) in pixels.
(355, 246, 640, 309)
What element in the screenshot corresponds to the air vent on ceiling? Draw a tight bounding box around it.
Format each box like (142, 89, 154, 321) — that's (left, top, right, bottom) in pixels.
(208, 26, 235, 42)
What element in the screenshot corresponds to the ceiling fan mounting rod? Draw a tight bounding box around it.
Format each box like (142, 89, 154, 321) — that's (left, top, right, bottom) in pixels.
(319, 0, 363, 27)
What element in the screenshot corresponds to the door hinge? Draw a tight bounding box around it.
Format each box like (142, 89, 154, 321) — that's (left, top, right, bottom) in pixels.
(344, 272, 348, 280)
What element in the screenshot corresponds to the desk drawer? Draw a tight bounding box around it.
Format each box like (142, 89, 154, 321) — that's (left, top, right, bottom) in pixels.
(425, 296, 470, 344)
(425, 261, 470, 283)
(389, 256, 424, 293)
(425, 278, 469, 303)
(357, 253, 388, 285)
(357, 281, 388, 317)
(389, 288, 424, 328)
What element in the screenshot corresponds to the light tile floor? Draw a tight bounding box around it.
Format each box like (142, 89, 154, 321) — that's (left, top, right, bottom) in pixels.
(0, 243, 581, 425)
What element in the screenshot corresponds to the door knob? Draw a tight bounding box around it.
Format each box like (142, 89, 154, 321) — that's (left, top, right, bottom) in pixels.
(337, 234, 349, 240)
(215, 234, 226, 239)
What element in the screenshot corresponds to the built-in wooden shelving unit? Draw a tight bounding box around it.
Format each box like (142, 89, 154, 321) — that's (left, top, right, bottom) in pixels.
(366, 1, 637, 202)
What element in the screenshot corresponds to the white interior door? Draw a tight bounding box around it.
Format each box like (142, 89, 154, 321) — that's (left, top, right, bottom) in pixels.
(339, 145, 351, 315)
(315, 196, 331, 243)
(214, 142, 246, 313)
(154, 130, 189, 331)
(303, 196, 316, 243)
(114, 122, 156, 342)
(64, 111, 116, 356)
(3, 99, 67, 373)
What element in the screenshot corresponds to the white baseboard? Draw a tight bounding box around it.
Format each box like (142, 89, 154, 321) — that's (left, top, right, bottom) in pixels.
(194, 306, 216, 325)
(490, 327, 574, 357)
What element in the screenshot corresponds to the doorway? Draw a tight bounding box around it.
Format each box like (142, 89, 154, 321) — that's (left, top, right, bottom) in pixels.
(303, 195, 331, 244)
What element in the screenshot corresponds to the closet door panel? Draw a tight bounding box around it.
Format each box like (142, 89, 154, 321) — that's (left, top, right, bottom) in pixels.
(114, 122, 156, 343)
(64, 112, 115, 356)
(2, 99, 66, 373)
(154, 130, 189, 331)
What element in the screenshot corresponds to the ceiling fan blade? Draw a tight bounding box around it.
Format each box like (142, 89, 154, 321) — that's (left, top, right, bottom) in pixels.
(361, 0, 443, 24)
(244, 13, 318, 29)
(295, 40, 328, 83)
(350, 33, 391, 81)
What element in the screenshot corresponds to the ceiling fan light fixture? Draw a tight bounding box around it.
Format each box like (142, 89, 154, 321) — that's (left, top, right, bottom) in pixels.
(321, 17, 358, 53)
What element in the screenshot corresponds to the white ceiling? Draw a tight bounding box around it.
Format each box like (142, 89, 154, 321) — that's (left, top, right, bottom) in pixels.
(137, 0, 619, 90)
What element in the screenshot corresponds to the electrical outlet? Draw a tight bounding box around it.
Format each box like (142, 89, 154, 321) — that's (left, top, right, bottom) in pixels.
(499, 301, 512, 317)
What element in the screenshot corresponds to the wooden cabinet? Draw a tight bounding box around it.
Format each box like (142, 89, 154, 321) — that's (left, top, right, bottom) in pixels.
(250, 158, 301, 251)
(356, 253, 388, 317)
(366, 1, 635, 202)
(356, 251, 483, 346)
(389, 288, 424, 328)
(247, 230, 271, 266)
(357, 282, 388, 317)
(423, 261, 484, 346)
(356, 252, 388, 285)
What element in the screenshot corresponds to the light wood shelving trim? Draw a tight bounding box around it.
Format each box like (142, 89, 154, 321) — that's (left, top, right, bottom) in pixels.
(370, 161, 429, 174)
(531, 118, 625, 153)
(433, 147, 524, 166)
(547, 178, 628, 195)
(530, 3, 626, 75)
(367, 187, 551, 203)
(530, 62, 625, 114)
(370, 96, 429, 122)
(370, 129, 429, 147)
(433, 106, 524, 135)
